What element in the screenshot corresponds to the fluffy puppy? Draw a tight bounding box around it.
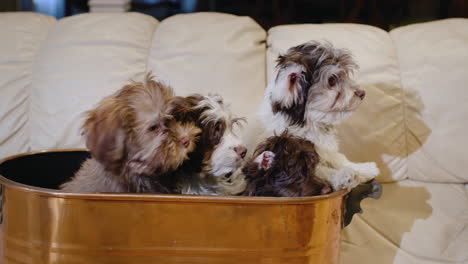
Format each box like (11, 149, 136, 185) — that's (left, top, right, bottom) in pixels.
(61, 74, 200, 193)
(243, 132, 332, 197)
(260, 41, 380, 191)
(170, 94, 248, 195)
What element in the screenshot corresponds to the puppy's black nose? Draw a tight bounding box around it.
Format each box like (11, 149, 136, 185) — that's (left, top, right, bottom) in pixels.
(354, 90, 366, 100)
(234, 146, 247, 159)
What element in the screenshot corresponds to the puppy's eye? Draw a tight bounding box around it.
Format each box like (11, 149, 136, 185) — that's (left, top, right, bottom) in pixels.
(213, 124, 223, 142)
(149, 124, 159, 132)
(328, 76, 337, 87)
(214, 125, 221, 136)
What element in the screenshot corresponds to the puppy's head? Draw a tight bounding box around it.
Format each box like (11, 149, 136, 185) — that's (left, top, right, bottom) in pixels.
(270, 40, 364, 125)
(196, 95, 247, 177)
(82, 73, 200, 178)
(172, 94, 247, 177)
(243, 132, 331, 197)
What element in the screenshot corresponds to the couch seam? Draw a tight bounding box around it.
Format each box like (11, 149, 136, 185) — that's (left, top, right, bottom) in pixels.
(143, 19, 159, 78)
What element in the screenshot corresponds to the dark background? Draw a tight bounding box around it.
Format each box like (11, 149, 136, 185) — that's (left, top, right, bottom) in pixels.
(2, 0, 467, 30)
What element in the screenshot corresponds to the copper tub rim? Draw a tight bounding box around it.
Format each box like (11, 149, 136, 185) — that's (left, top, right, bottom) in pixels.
(0, 149, 348, 205)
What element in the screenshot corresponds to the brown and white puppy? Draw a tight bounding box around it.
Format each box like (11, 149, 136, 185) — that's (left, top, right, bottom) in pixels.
(242, 132, 331, 197)
(170, 94, 248, 195)
(260, 41, 380, 191)
(60, 74, 200, 193)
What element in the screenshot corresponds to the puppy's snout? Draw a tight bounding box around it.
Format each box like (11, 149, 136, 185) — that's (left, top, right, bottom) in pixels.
(179, 136, 190, 148)
(234, 146, 247, 159)
(354, 90, 365, 100)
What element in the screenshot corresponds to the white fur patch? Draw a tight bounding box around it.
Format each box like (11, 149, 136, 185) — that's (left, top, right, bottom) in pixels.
(209, 132, 244, 177)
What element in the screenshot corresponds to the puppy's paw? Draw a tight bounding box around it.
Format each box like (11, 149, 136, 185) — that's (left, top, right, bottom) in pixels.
(355, 162, 380, 182)
(254, 151, 275, 170)
(330, 167, 359, 191)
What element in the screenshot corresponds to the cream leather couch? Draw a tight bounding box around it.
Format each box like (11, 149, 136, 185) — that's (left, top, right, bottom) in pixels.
(1, 12, 467, 264)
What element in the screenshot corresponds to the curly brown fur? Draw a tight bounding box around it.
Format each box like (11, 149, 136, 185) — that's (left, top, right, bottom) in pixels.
(242, 132, 331, 197)
(60, 73, 200, 193)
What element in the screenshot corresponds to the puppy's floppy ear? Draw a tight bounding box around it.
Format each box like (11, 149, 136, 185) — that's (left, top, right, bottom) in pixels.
(82, 99, 126, 174)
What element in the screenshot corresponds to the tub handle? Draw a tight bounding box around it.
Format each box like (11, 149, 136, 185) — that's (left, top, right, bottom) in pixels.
(343, 179, 382, 227)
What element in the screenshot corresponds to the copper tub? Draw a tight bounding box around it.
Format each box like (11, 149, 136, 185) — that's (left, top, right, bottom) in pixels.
(0, 150, 379, 264)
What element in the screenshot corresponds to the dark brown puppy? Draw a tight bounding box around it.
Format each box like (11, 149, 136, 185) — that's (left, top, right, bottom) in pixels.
(243, 132, 331, 197)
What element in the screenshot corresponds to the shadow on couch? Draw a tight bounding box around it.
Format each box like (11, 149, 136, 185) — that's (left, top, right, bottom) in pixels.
(337, 83, 433, 263)
(338, 83, 432, 183)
